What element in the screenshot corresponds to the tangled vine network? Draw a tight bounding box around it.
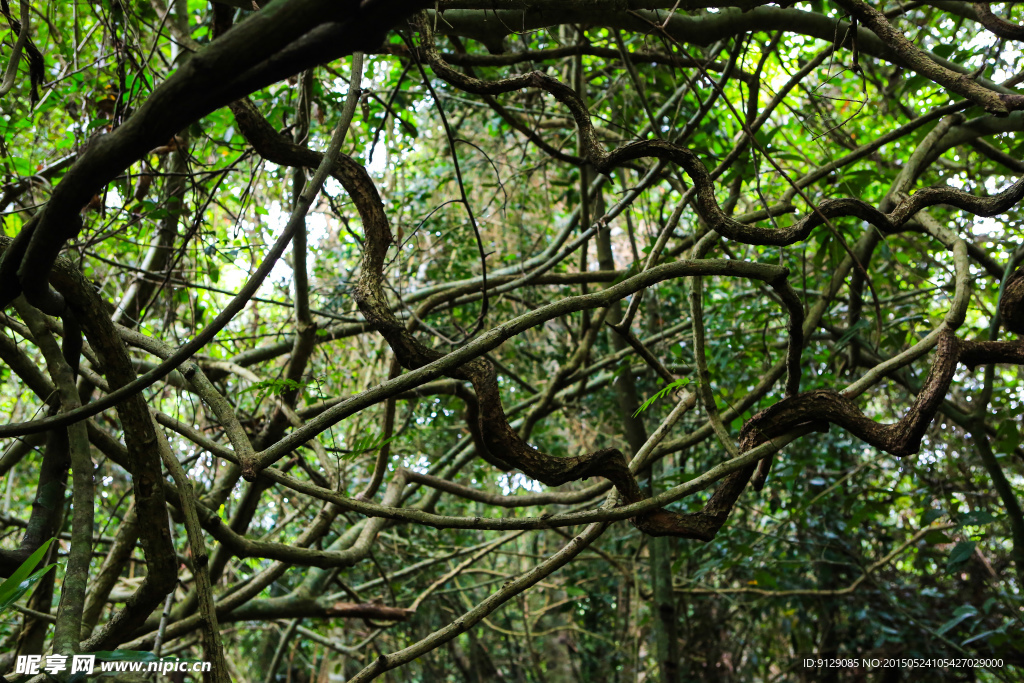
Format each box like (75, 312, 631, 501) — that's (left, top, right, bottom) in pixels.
(2, 0, 1024, 681)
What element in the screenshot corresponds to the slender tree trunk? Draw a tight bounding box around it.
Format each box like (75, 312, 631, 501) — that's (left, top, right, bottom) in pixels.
(596, 207, 679, 683)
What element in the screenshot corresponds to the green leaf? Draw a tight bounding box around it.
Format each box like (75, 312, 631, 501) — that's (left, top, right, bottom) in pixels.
(632, 377, 690, 417)
(9, 157, 34, 176)
(0, 538, 57, 613)
(341, 433, 399, 460)
(241, 378, 309, 402)
(753, 125, 779, 150)
(959, 510, 997, 526)
(922, 530, 950, 545)
(961, 628, 1002, 646)
(87, 117, 110, 131)
(945, 541, 976, 574)
(994, 419, 1019, 455)
(920, 508, 946, 525)
(935, 603, 977, 635)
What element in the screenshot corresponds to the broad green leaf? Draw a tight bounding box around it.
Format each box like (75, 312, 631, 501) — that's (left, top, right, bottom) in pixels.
(945, 541, 976, 574)
(935, 604, 978, 636)
(0, 538, 57, 612)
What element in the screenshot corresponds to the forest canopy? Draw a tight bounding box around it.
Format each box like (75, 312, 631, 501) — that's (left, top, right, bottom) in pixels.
(1, 0, 1024, 681)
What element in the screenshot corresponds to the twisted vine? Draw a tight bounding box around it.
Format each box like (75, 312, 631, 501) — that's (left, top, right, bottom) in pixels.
(221, 27, 1024, 540)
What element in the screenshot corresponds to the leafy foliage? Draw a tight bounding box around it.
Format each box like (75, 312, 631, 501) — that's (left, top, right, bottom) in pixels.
(0, 539, 56, 615)
(0, 1, 1023, 682)
(633, 378, 691, 418)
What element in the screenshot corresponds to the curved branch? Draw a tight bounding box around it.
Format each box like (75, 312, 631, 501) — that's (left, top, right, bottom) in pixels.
(1, 247, 179, 652)
(834, 0, 1024, 115)
(415, 20, 1024, 248)
(0, 0, 30, 97)
(972, 2, 1024, 40)
(0, 0, 430, 312)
